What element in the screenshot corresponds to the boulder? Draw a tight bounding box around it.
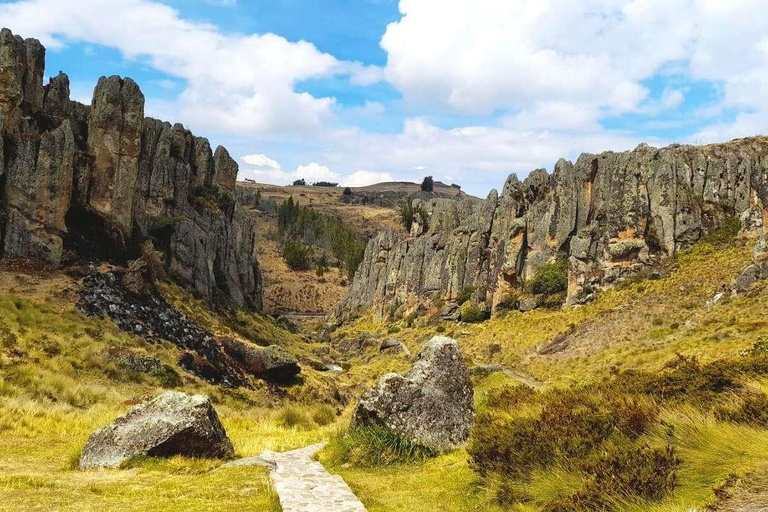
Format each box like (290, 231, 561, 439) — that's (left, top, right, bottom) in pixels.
(351, 336, 474, 450)
(79, 391, 233, 469)
(379, 338, 411, 356)
(221, 338, 300, 382)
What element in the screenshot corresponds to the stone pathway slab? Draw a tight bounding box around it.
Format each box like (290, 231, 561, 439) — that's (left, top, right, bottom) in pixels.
(224, 443, 367, 512)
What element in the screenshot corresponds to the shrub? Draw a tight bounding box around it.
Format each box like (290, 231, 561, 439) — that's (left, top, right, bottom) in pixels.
(703, 216, 741, 246)
(456, 285, 476, 306)
(276, 404, 314, 429)
(460, 302, 488, 323)
(399, 201, 429, 232)
(292, 179, 306, 186)
(387, 325, 401, 334)
(312, 405, 337, 426)
(715, 393, 768, 426)
(313, 181, 338, 187)
(420, 176, 434, 192)
(325, 425, 437, 467)
(529, 257, 568, 296)
(741, 336, 768, 357)
(282, 241, 313, 271)
(343, 187, 352, 196)
(496, 291, 520, 311)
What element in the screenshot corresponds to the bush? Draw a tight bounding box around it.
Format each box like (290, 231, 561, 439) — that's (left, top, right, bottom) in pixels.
(715, 393, 768, 426)
(324, 425, 437, 467)
(399, 201, 429, 232)
(460, 302, 488, 323)
(703, 216, 741, 246)
(292, 179, 306, 186)
(529, 257, 568, 296)
(495, 291, 520, 311)
(456, 285, 476, 306)
(343, 187, 352, 196)
(313, 181, 338, 187)
(282, 241, 313, 271)
(276, 404, 314, 429)
(421, 176, 434, 192)
(312, 405, 337, 426)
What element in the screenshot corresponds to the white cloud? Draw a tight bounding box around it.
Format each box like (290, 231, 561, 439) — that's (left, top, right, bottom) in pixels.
(0, 0, 375, 134)
(341, 170, 394, 187)
(413, 166, 428, 171)
(241, 153, 281, 170)
(294, 162, 340, 182)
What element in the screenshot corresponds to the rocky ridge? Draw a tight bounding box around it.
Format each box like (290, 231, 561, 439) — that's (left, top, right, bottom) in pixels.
(0, 28, 261, 309)
(342, 137, 768, 319)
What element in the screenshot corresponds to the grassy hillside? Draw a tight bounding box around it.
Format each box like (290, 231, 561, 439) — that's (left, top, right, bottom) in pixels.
(2, 228, 768, 511)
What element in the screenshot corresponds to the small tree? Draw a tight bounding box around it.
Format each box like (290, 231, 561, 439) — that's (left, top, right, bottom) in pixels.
(421, 176, 434, 192)
(343, 187, 352, 196)
(292, 178, 306, 186)
(282, 241, 312, 270)
(316, 253, 328, 277)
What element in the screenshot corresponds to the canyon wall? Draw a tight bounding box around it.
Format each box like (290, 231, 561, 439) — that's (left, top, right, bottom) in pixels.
(342, 138, 768, 319)
(0, 28, 261, 310)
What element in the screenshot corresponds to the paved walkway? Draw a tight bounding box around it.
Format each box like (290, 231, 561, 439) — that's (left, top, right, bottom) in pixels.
(223, 443, 367, 512)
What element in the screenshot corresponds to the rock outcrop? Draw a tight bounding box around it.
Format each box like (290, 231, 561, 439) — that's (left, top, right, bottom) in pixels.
(79, 391, 234, 469)
(221, 338, 301, 383)
(0, 28, 261, 310)
(342, 138, 768, 319)
(351, 336, 474, 450)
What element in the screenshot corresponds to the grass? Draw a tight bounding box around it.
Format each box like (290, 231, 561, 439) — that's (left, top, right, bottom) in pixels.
(2, 231, 768, 511)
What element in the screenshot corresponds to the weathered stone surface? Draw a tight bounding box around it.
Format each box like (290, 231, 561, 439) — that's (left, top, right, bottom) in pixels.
(86, 75, 145, 237)
(221, 338, 300, 382)
(351, 336, 474, 450)
(212, 145, 238, 191)
(79, 391, 233, 469)
(3, 120, 75, 263)
(0, 28, 261, 310)
(342, 138, 768, 319)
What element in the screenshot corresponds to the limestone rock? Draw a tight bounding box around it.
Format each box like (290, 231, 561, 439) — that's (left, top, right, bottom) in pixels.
(341, 138, 768, 320)
(0, 28, 262, 311)
(79, 391, 233, 469)
(86, 75, 145, 237)
(351, 336, 474, 450)
(221, 338, 301, 382)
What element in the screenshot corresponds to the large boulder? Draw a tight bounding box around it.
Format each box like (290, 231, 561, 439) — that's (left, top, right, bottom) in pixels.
(221, 338, 300, 382)
(79, 391, 234, 469)
(351, 336, 474, 450)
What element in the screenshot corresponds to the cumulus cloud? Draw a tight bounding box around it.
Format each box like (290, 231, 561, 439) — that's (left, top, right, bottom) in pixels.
(241, 154, 281, 171)
(0, 0, 378, 134)
(341, 170, 394, 187)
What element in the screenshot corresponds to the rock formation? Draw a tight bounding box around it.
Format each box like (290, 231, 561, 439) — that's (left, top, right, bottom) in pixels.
(79, 391, 234, 469)
(352, 336, 474, 450)
(342, 138, 768, 319)
(0, 28, 261, 310)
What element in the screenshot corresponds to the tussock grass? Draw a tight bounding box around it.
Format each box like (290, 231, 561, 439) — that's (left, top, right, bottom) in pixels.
(322, 424, 438, 468)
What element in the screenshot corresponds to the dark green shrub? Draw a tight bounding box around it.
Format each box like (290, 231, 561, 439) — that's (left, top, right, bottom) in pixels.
(343, 187, 352, 196)
(456, 285, 476, 306)
(496, 291, 520, 311)
(460, 302, 488, 323)
(421, 176, 434, 192)
(703, 216, 741, 246)
(399, 201, 429, 232)
(292, 179, 306, 186)
(313, 181, 338, 187)
(282, 241, 313, 271)
(529, 258, 568, 296)
(325, 426, 437, 467)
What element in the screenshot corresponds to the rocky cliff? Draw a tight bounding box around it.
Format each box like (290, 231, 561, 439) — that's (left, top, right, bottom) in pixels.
(342, 137, 768, 319)
(0, 28, 261, 309)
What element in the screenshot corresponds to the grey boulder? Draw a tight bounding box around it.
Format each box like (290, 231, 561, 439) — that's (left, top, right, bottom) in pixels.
(221, 338, 300, 382)
(351, 336, 474, 450)
(79, 391, 233, 469)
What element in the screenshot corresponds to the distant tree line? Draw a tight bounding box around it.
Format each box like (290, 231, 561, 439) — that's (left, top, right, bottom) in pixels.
(277, 197, 366, 278)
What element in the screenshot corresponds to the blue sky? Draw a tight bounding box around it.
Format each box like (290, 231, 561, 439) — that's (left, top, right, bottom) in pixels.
(2, 0, 768, 196)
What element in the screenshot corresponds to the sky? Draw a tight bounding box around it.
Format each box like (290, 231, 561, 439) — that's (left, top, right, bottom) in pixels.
(1, 0, 768, 197)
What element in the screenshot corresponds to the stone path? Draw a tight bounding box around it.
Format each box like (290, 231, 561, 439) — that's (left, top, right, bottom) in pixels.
(223, 443, 367, 512)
